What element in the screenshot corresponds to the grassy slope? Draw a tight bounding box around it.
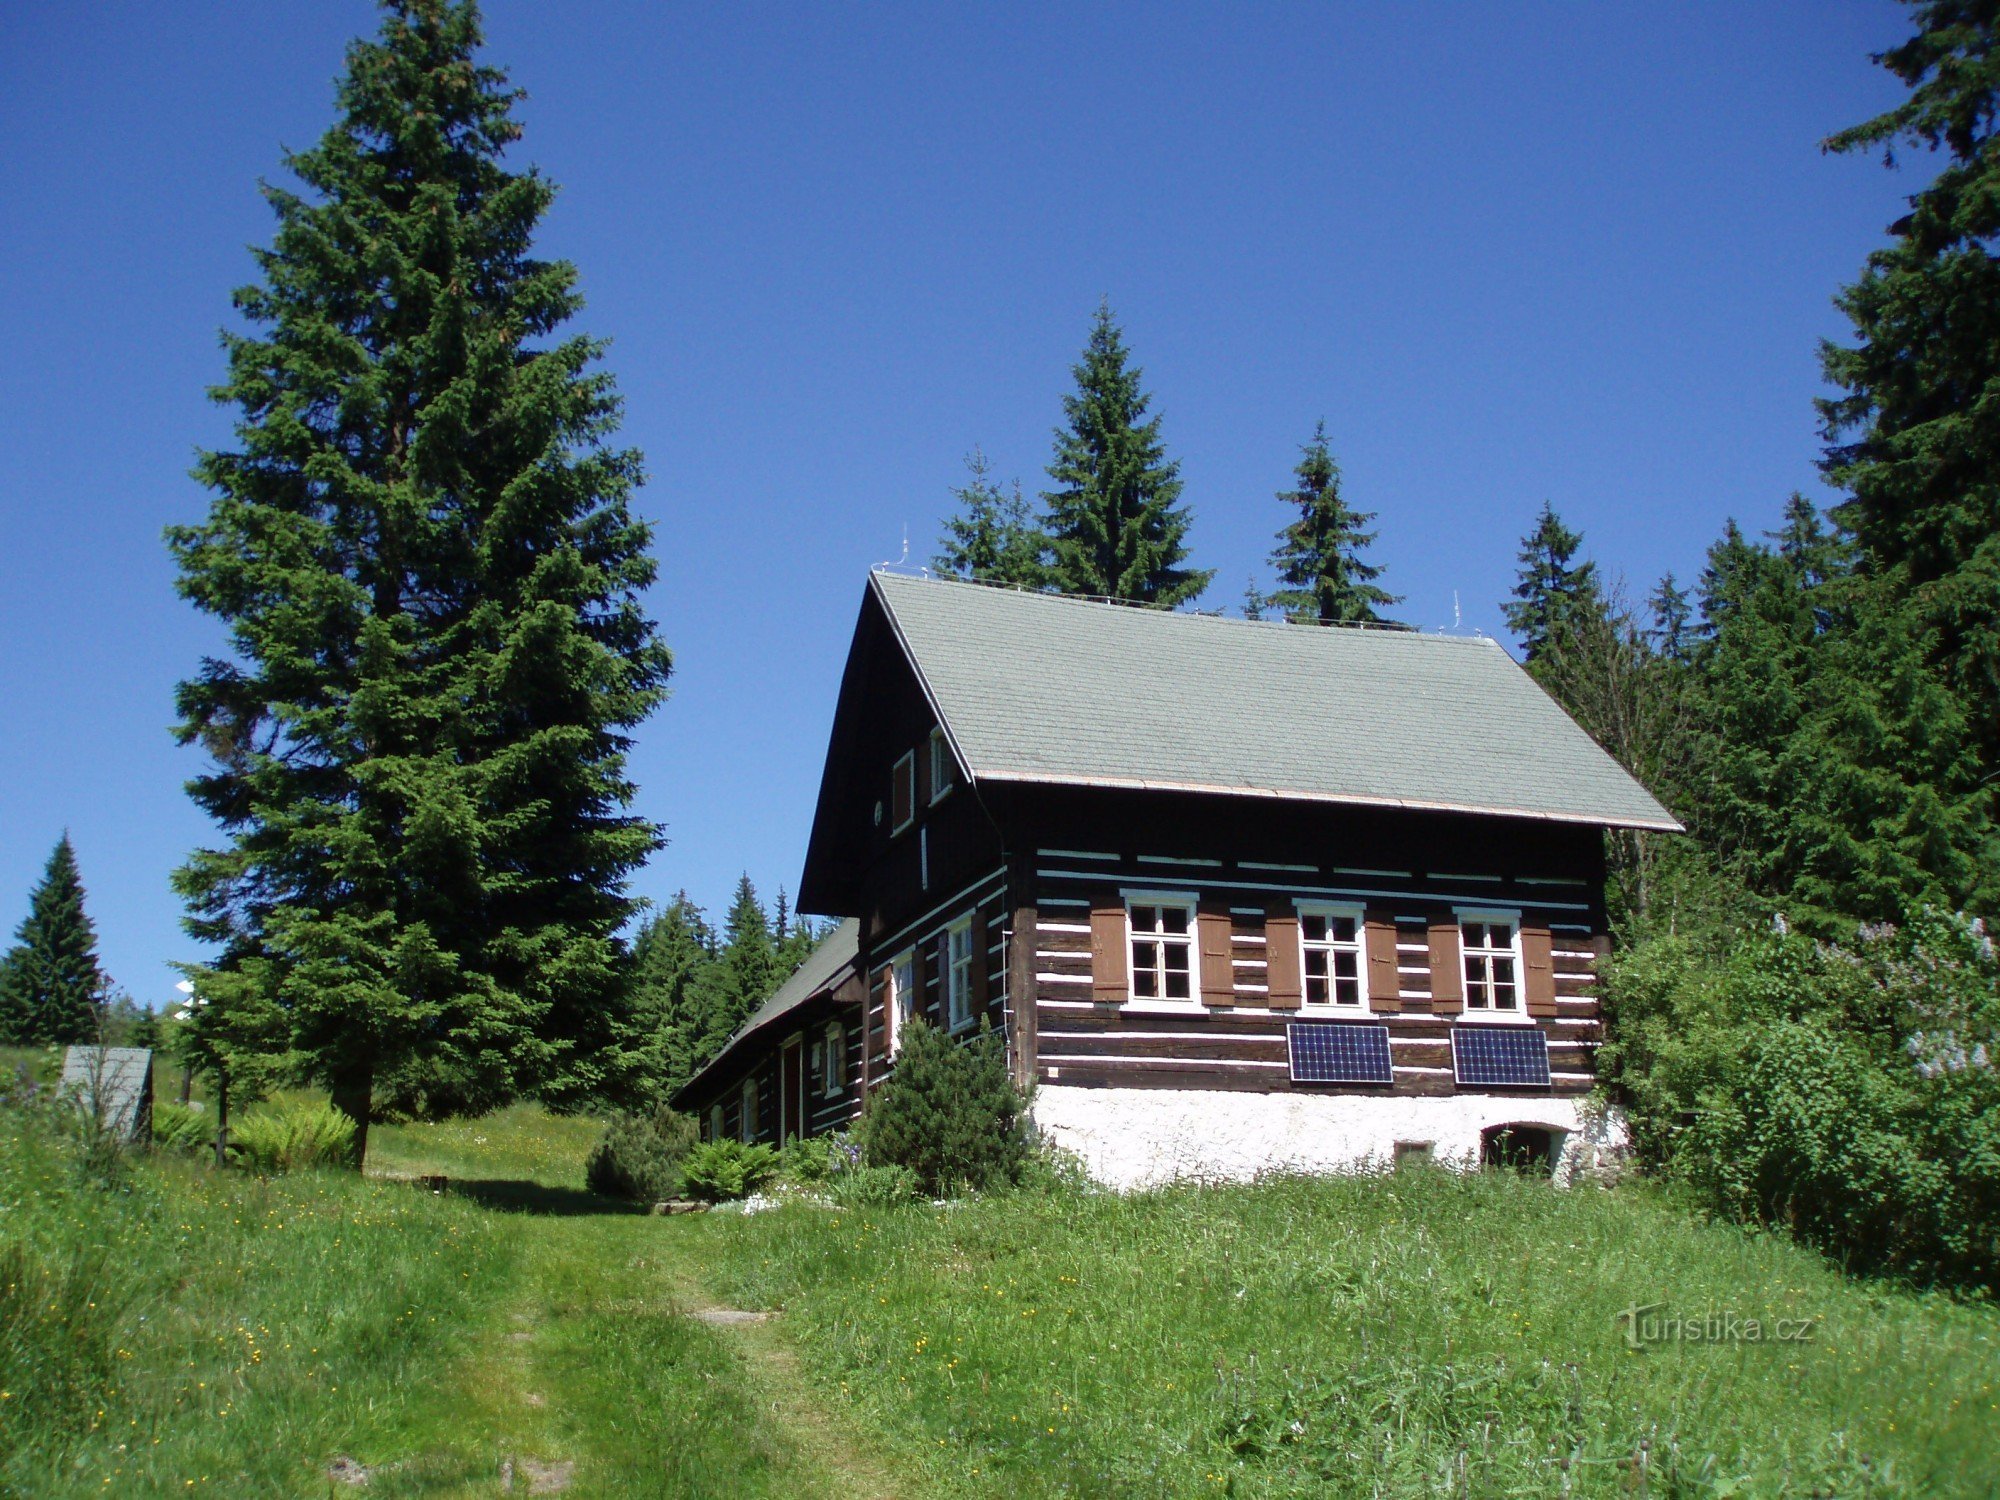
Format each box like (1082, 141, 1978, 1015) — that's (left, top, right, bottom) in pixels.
(0, 1100, 842, 1498)
(689, 1172, 2000, 1498)
(9, 1089, 1998, 1497)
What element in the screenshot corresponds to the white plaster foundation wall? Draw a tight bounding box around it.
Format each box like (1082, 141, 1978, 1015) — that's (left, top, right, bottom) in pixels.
(1031, 1084, 1628, 1190)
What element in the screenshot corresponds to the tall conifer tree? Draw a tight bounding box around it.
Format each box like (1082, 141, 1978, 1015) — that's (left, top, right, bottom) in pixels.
(1041, 305, 1212, 605)
(1262, 421, 1399, 624)
(1503, 503, 1599, 662)
(1822, 1, 2000, 777)
(167, 0, 671, 1163)
(933, 449, 1049, 588)
(0, 836, 105, 1046)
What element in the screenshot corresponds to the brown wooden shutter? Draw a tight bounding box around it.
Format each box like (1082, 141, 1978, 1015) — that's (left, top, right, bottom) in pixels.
(1522, 925, 1557, 1017)
(1197, 904, 1234, 1007)
(891, 754, 913, 829)
(1364, 910, 1402, 1014)
(1264, 904, 1302, 1009)
(1089, 897, 1128, 1004)
(914, 740, 930, 808)
(1427, 913, 1464, 1015)
(969, 907, 990, 1012)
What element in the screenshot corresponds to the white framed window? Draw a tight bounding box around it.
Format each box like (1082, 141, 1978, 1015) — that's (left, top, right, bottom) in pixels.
(1298, 903, 1368, 1011)
(889, 948, 916, 1056)
(928, 728, 956, 805)
(1459, 911, 1526, 1021)
(946, 919, 975, 1031)
(1127, 895, 1197, 1005)
(708, 1103, 724, 1142)
(739, 1078, 758, 1142)
(891, 750, 915, 834)
(823, 1021, 845, 1096)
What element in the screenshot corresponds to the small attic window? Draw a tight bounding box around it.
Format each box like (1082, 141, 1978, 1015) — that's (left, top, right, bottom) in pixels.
(891, 751, 915, 834)
(928, 729, 956, 804)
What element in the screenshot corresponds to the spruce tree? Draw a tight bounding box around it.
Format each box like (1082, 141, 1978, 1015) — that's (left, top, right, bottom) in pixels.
(1503, 503, 1600, 662)
(1648, 573, 1693, 662)
(0, 836, 105, 1046)
(1822, 2, 2000, 774)
(1041, 304, 1212, 605)
(166, 0, 672, 1163)
(629, 893, 718, 1100)
(933, 449, 1049, 588)
(1263, 421, 1400, 624)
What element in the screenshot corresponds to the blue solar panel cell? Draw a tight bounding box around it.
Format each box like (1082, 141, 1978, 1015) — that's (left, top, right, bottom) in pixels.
(1451, 1026, 1551, 1087)
(1288, 1022, 1393, 1085)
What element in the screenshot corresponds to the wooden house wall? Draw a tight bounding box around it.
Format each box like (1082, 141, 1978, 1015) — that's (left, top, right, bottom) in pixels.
(854, 866, 1012, 1093)
(996, 785, 1609, 1101)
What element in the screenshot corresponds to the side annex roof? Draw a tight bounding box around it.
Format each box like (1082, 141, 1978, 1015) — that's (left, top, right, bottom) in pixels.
(670, 918, 860, 1110)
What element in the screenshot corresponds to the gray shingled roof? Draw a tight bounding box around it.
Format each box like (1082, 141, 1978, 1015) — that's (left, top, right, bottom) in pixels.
(59, 1046, 154, 1142)
(872, 571, 1679, 832)
(672, 919, 860, 1104)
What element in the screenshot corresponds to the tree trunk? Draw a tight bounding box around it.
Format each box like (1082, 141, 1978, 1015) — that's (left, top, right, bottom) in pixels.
(213, 1064, 229, 1170)
(330, 1063, 374, 1171)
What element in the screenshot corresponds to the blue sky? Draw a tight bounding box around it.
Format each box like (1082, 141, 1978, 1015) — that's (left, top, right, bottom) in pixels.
(0, 1, 1923, 1004)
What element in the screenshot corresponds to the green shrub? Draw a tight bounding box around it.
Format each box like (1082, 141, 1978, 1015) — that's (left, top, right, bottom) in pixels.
(228, 1101, 357, 1174)
(152, 1101, 209, 1156)
(585, 1106, 699, 1202)
(680, 1138, 780, 1202)
(826, 1163, 919, 1208)
(860, 1018, 1029, 1196)
(774, 1131, 856, 1187)
(1603, 909, 2000, 1292)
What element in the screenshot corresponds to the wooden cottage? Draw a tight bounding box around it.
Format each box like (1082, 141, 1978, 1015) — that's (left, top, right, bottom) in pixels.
(674, 571, 1679, 1185)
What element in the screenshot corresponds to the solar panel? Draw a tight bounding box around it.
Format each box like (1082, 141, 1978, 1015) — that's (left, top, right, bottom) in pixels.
(1288, 1022, 1393, 1085)
(1451, 1026, 1551, 1088)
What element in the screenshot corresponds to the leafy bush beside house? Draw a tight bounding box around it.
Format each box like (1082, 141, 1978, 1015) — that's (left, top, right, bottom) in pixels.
(1601, 910, 2000, 1292)
(860, 1018, 1030, 1197)
(585, 1106, 699, 1202)
(680, 1138, 780, 1202)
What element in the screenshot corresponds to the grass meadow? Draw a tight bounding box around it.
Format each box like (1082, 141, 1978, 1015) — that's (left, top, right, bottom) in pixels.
(3, 1063, 1997, 1497)
(691, 1172, 2000, 1498)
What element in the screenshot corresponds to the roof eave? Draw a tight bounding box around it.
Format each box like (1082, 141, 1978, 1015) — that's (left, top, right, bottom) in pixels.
(972, 767, 1685, 834)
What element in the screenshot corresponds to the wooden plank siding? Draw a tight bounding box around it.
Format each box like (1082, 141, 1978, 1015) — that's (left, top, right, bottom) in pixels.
(1027, 846, 1605, 1099)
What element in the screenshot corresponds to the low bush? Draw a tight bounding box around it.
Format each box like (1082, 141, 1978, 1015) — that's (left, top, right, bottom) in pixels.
(826, 1162, 919, 1208)
(860, 1018, 1029, 1196)
(680, 1138, 780, 1202)
(774, 1131, 859, 1187)
(228, 1101, 356, 1174)
(585, 1106, 699, 1202)
(151, 1101, 209, 1156)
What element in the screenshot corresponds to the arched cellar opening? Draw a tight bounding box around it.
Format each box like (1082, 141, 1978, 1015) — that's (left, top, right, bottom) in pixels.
(1480, 1123, 1560, 1176)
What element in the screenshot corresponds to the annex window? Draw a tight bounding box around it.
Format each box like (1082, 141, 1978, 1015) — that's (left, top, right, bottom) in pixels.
(1299, 904, 1367, 1010)
(823, 1021, 845, 1096)
(708, 1103, 724, 1142)
(1460, 915, 1522, 1017)
(739, 1078, 758, 1143)
(889, 948, 916, 1056)
(945, 919, 975, 1031)
(1128, 897, 1196, 1003)
(928, 728, 956, 805)
(891, 750, 915, 834)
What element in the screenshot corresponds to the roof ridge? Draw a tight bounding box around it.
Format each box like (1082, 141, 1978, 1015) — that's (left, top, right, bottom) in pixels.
(870, 568, 1501, 649)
